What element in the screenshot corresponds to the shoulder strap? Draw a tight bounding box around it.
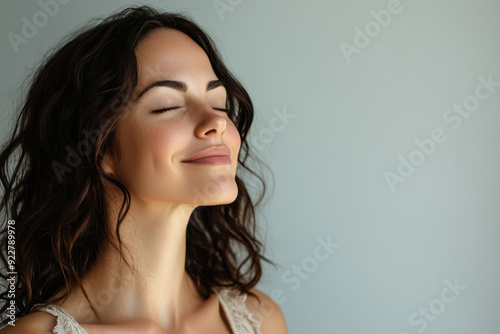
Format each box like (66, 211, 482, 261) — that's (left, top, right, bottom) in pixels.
(213, 288, 262, 334)
(32, 303, 88, 334)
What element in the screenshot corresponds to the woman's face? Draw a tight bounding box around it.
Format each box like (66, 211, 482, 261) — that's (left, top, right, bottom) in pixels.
(105, 28, 241, 207)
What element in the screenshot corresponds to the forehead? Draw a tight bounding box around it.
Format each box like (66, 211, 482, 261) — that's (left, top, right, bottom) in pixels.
(134, 28, 216, 84)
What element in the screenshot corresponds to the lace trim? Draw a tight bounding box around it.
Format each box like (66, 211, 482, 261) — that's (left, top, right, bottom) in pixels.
(214, 287, 263, 334)
(30, 288, 260, 334)
(31, 303, 88, 334)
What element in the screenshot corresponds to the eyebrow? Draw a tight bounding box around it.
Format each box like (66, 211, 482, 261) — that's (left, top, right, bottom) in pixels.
(135, 79, 225, 101)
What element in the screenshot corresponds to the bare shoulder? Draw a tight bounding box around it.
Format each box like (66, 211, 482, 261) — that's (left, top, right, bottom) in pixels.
(245, 288, 287, 334)
(0, 311, 56, 334)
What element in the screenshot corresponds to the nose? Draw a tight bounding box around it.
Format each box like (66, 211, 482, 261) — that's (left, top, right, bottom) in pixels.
(191, 102, 228, 138)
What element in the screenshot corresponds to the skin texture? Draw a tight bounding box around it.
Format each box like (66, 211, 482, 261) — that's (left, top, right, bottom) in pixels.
(0, 29, 287, 333)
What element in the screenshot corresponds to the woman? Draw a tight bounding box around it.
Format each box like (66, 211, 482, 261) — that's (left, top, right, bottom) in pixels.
(0, 5, 286, 333)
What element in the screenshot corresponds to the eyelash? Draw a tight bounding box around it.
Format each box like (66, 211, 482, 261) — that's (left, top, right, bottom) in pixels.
(152, 106, 229, 114)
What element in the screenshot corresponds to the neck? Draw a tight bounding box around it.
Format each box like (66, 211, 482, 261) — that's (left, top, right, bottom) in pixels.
(73, 196, 204, 329)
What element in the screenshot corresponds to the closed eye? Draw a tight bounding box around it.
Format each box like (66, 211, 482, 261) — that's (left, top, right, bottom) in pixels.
(152, 106, 180, 114)
(152, 106, 229, 114)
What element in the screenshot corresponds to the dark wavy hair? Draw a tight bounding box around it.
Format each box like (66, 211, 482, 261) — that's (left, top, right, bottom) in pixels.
(0, 5, 274, 325)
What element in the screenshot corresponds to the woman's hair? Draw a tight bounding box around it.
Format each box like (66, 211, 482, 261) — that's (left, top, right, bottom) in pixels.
(0, 5, 273, 325)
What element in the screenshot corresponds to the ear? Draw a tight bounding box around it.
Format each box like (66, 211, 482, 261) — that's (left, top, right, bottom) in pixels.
(99, 152, 117, 177)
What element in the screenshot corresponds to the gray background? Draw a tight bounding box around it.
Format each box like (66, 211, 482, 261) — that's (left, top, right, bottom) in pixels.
(1, 0, 499, 333)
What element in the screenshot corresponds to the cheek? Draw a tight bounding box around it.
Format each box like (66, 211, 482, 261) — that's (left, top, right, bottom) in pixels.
(228, 122, 241, 150)
(145, 122, 187, 165)
(117, 121, 182, 175)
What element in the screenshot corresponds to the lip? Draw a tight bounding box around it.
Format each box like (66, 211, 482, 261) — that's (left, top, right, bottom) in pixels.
(181, 145, 231, 165)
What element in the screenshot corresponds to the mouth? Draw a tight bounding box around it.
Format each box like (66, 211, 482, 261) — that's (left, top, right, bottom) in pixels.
(181, 145, 232, 165)
(182, 155, 231, 165)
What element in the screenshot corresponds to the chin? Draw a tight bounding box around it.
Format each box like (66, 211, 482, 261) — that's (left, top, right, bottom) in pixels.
(220, 188, 239, 205)
(191, 182, 239, 206)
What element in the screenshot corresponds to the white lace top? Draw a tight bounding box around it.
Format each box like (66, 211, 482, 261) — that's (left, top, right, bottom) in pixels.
(30, 287, 262, 334)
